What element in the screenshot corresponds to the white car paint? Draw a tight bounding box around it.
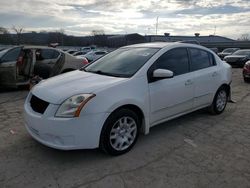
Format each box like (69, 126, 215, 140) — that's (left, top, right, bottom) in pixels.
(24, 42, 232, 150)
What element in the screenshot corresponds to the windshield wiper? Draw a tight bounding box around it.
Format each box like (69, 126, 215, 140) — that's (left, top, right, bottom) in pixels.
(87, 70, 126, 78)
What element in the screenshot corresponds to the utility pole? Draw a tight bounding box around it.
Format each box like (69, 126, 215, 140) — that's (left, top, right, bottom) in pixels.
(156, 16, 159, 35)
(214, 26, 217, 35)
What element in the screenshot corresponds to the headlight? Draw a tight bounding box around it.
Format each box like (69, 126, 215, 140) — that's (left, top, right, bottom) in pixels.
(55, 94, 95, 117)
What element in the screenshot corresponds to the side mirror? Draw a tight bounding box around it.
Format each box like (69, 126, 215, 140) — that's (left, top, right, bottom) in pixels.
(153, 69, 174, 79)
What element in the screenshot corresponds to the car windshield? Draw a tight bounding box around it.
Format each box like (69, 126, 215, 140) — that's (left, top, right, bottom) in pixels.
(233, 50, 250, 56)
(83, 47, 159, 77)
(0, 48, 9, 58)
(223, 48, 238, 53)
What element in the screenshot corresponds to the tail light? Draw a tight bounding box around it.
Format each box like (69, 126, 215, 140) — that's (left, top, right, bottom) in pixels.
(244, 63, 250, 70)
(82, 58, 89, 65)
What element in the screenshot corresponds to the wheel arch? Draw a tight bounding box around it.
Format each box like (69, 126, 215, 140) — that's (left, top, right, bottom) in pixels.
(219, 83, 231, 96)
(214, 83, 231, 101)
(103, 104, 148, 135)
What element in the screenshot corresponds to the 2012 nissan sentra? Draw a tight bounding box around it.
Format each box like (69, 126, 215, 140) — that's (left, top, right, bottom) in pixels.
(24, 42, 232, 155)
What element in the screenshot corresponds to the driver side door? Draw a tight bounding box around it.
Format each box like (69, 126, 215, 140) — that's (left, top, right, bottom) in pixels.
(148, 48, 195, 125)
(0, 47, 22, 86)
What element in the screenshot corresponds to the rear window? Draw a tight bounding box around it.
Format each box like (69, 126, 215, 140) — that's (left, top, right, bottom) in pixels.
(41, 49, 60, 59)
(189, 48, 214, 71)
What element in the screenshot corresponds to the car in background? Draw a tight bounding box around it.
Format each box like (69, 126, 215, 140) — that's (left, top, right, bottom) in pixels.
(0, 46, 88, 87)
(179, 40, 200, 45)
(72, 51, 88, 56)
(218, 48, 240, 60)
(209, 48, 219, 54)
(81, 46, 95, 54)
(66, 49, 79, 55)
(224, 49, 250, 67)
(243, 60, 250, 82)
(80, 50, 108, 62)
(24, 42, 232, 155)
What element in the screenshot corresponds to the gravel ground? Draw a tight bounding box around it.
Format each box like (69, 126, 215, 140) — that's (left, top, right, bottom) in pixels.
(0, 68, 249, 188)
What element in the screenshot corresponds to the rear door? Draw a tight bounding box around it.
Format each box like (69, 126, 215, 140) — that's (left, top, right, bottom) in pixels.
(36, 49, 61, 67)
(188, 48, 221, 108)
(0, 47, 22, 86)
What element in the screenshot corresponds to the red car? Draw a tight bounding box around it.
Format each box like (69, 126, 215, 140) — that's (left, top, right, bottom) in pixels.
(243, 61, 250, 82)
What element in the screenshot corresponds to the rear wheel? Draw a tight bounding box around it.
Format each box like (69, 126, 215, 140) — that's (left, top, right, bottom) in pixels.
(100, 109, 140, 155)
(243, 77, 250, 83)
(209, 86, 228, 114)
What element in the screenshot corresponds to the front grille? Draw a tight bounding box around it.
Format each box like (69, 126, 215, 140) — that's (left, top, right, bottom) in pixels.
(30, 95, 49, 114)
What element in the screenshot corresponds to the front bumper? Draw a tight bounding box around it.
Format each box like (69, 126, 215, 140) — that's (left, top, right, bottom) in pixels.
(24, 94, 110, 150)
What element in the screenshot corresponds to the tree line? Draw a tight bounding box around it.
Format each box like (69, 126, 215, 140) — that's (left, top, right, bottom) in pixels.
(0, 26, 110, 47)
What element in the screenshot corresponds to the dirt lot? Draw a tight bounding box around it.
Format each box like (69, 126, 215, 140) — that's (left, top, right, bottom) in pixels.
(0, 69, 250, 188)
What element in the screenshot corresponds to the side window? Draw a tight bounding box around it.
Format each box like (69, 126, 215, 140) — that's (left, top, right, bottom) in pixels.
(40, 49, 60, 60)
(52, 50, 60, 59)
(189, 48, 213, 71)
(155, 48, 189, 76)
(1, 48, 21, 62)
(208, 52, 216, 65)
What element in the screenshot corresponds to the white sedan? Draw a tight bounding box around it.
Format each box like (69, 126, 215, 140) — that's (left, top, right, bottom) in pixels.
(24, 42, 232, 155)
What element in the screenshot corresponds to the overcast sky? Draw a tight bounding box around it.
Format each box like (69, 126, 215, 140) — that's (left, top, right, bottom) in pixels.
(0, 0, 250, 39)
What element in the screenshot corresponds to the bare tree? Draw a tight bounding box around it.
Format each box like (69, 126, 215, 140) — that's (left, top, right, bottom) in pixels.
(12, 25, 24, 44)
(91, 30, 107, 47)
(0, 26, 12, 44)
(238, 34, 249, 41)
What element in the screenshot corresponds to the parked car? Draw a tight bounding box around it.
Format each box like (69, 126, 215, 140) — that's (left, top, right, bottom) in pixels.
(218, 48, 240, 60)
(243, 60, 250, 82)
(81, 50, 108, 62)
(0, 46, 88, 87)
(73, 51, 87, 56)
(179, 40, 200, 45)
(224, 49, 250, 67)
(209, 47, 219, 54)
(66, 49, 79, 55)
(80, 46, 95, 54)
(24, 42, 232, 155)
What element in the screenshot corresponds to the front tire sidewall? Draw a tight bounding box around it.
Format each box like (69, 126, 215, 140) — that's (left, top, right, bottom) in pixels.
(100, 109, 140, 155)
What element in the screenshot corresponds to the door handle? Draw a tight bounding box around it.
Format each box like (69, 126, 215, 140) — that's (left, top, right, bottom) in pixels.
(212, 72, 218, 77)
(185, 79, 193, 86)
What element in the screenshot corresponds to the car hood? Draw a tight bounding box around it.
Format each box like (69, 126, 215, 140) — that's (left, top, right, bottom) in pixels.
(32, 70, 127, 104)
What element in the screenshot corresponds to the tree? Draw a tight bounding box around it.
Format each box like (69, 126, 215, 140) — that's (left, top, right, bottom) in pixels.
(91, 30, 108, 47)
(238, 34, 249, 41)
(0, 26, 12, 44)
(12, 26, 24, 44)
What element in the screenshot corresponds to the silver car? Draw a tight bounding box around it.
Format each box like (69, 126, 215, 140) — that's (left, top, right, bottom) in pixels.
(0, 46, 88, 87)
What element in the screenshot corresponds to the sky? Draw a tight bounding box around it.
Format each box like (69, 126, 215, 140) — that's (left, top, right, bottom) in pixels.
(0, 0, 250, 39)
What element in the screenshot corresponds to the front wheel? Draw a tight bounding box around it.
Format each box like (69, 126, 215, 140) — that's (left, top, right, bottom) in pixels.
(100, 109, 140, 155)
(209, 86, 228, 115)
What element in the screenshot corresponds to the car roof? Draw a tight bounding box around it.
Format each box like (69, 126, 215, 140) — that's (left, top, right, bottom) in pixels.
(22, 45, 59, 50)
(122, 42, 203, 49)
(236, 49, 250, 52)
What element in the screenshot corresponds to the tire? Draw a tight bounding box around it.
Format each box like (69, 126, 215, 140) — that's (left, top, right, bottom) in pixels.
(243, 77, 250, 83)
(209, 86, 228, 115)
(100, 109, 140, 155)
